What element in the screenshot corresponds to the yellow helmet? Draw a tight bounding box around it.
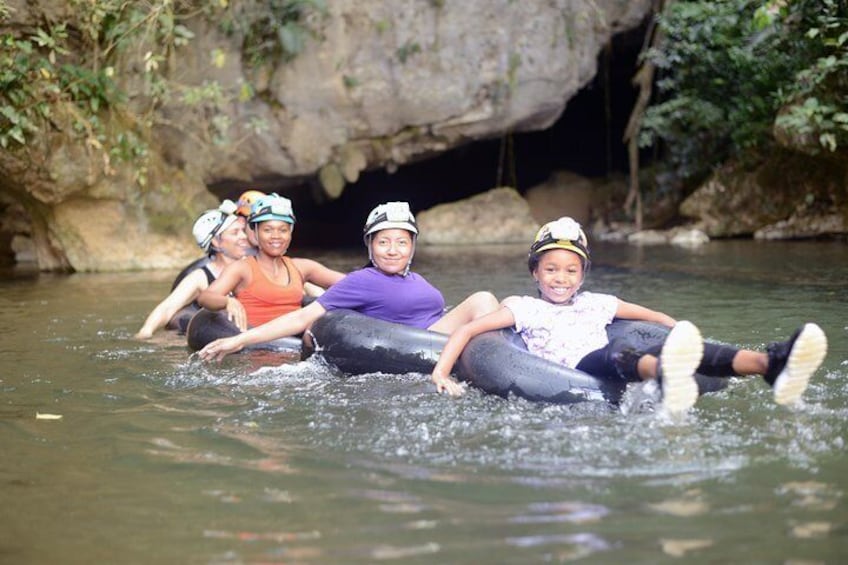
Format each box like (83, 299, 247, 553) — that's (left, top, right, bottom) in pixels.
(529, 217, 590, 261)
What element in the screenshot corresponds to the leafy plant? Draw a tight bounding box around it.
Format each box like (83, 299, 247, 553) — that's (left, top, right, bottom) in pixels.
(239, 0, 328, 67)
(343, 74, 360, 89)
(639, 0, 847, 183)
(0, 1, 188, 162)
(772, 0, 848, 153)
(396, 41, 421, 64)
(1, 0, 325, 187)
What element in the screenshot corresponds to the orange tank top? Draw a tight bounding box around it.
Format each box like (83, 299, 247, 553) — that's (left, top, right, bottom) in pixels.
(237, 256, 304, 327)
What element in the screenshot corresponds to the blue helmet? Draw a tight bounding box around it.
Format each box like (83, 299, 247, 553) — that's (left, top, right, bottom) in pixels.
(248, 193, 296, 225)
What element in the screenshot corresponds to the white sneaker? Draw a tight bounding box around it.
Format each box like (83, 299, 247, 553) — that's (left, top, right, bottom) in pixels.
(658, 321, 703, 414)
(771, 323, 828, 405)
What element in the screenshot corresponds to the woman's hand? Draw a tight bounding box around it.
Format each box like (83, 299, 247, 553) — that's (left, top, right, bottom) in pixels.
(134, 329, 153, 340)
(225, 297, 248, 331)
(431, 371, 466, 397)
(198, 335, 244, 362)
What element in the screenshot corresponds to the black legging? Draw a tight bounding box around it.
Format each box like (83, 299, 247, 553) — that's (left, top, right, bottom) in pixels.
(576, 338, 739, 382)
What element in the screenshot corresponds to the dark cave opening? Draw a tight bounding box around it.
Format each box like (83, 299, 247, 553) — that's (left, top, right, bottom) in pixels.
(223, 22, 648, 249)
(300, 26, 644, 247)
(0, 21, 647, 270)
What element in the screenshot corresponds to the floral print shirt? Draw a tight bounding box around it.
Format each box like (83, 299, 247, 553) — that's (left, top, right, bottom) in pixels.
(505, 292, 619, 369)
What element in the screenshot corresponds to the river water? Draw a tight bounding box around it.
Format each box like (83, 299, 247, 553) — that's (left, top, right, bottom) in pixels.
(1, 240, 846, 564)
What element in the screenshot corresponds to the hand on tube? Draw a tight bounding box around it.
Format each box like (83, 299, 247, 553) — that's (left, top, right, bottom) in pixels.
(198, 335, 244, 363)
(225, 297, 248, 331)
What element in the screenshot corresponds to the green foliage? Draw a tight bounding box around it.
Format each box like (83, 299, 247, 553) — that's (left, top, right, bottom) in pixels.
(343, 75, 360, 89)
(773, 0, 848, 153)
(0, 0, 192, 162)
(239, 0, 328, 67)
(0, 22, 122, 150)
(1, 36, 45, 148)
(1, 0, 324, 185)
(396, 41, 421, 64)
(640, 0, 848, 183)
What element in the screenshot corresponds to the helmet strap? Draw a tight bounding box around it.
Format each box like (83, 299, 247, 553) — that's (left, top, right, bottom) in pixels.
(402, 236, 416, 276)
(366, 233, 374, 266)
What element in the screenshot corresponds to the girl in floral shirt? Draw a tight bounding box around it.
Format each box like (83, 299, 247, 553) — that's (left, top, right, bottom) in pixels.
(430, 217, 828, 412)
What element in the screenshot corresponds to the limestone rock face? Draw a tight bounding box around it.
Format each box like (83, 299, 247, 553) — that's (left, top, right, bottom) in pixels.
(524, 171, 628, 227)
(680, 153, 847, 239)
(0, 0, 652, 271)
(417, 187, 539, 246)
(159, 0, 653, 189)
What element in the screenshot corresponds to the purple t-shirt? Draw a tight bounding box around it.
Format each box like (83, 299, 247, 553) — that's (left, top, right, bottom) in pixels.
(316, 267, 445, 329)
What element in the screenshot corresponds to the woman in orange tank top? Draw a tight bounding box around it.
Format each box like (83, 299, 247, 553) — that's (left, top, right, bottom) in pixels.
(197, 193, 344, 330)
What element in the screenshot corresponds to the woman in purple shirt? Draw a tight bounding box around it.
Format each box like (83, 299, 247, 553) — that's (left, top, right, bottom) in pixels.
(197, 202, 498, 366)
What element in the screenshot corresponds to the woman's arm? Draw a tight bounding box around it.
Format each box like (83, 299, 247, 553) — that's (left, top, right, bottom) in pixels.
(198, 301, 327, 362)
(292, 258, 345, 289)
(197, 260, 250, 329)
(135, 270, 206, 339)
(430, 302, 517, 396)
(615, 299, 676, 327)
(303, 282, 326, 297)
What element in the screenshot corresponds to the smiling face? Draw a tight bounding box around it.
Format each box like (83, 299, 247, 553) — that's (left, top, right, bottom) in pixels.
(253, 219, 293, 258)
(369, 228, 414, 275)
(532, 248, 585, 304)
(213, 217, 250, 259)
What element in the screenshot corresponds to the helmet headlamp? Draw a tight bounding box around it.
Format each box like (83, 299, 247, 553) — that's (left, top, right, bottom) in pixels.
(529, 217, 590, 261)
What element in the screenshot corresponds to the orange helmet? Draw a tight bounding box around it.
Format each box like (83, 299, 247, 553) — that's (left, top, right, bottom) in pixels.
(236, 190, 266, 217)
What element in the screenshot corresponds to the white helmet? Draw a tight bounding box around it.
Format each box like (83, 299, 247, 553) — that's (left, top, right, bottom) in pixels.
(363, 201, 418, 240)
(192, 199, 239, 253)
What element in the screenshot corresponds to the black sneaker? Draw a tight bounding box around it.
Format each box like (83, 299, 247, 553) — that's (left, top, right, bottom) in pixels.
(765, 323, 828, 405)
(657, 321, 703, 414)
(612, 347, 642, 382)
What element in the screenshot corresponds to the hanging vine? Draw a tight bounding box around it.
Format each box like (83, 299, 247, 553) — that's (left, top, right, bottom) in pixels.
(621, 0, 669, 230)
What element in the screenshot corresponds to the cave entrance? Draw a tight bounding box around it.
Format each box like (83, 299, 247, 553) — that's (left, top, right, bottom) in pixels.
(0, 21, 648, 269)
(290, 22, 647, 248)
